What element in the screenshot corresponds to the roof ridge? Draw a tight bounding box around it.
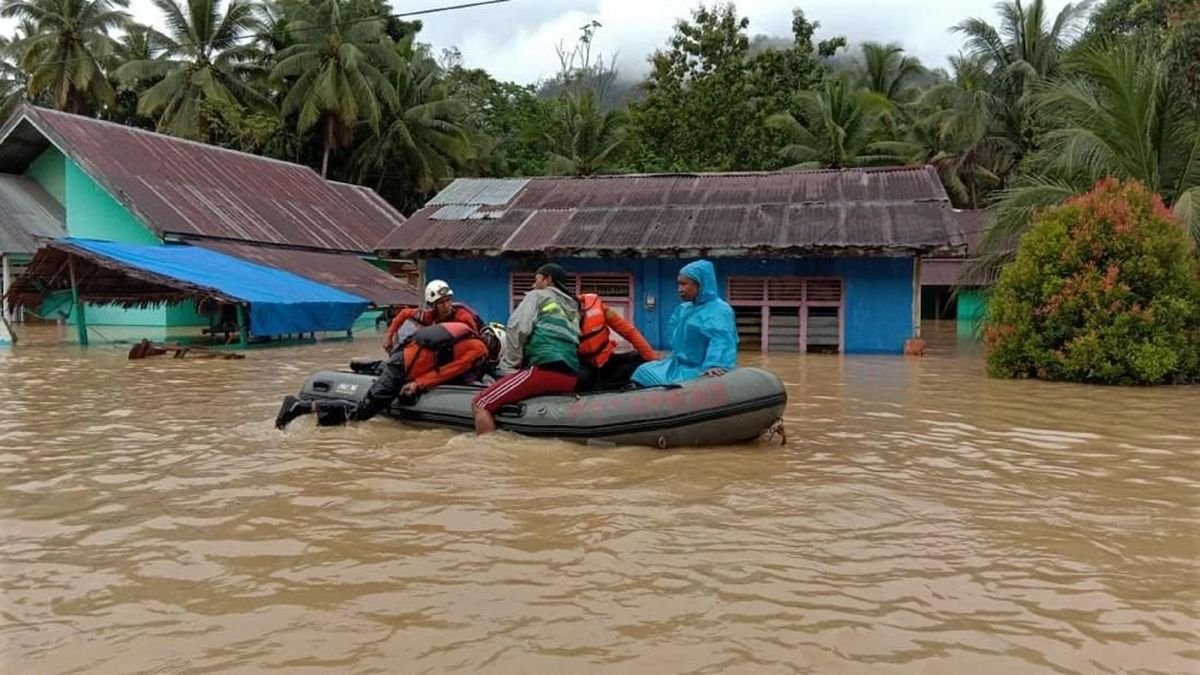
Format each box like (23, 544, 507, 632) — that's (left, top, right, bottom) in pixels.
(445, 165, 934, 182)
(28, 105, 324, 175)
(413, 199, 953, 213)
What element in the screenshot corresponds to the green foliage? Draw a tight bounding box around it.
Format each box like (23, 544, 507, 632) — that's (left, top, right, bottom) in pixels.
(986, 39, 1200, 255)
(269, 0, 399, 176)
(115, 0, 270, 139)
(1077, 0, 1200, 110)
(855, 42, 925, 104)
(196, 96, 294, 157)
(983, 178, 1200, 384)
(352, 45, 472, 209)
(442, 66, 547, 176)
(630, 4, 834, 171)
(0, 36, 28, 119)
(766, 75, 904, 169)
(543, 89, 627, 176)
(0, 0, 130, 113)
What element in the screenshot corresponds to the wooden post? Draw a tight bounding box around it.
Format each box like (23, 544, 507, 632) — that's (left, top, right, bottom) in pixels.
(912, 257, 922, 338)
(236, 303, 249, 350)
(904, 257, 926, 356)
(68, 256, 89, 347)
(1, 254, 10, 323)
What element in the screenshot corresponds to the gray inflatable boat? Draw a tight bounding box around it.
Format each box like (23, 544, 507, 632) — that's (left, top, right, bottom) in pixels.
(297, 367, 788, 448)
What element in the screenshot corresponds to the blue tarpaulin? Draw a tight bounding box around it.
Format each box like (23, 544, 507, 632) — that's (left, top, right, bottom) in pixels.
(64, 238, 370, 337)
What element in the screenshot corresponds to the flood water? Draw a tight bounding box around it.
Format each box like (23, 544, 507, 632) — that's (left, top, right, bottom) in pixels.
(1, 321, 1197, 674)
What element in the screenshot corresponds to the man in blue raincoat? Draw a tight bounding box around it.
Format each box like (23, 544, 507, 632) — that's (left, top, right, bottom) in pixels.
(631, 259, 738, 387)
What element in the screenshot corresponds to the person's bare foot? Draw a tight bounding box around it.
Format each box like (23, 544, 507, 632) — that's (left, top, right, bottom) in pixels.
(473, 408, 495, 435)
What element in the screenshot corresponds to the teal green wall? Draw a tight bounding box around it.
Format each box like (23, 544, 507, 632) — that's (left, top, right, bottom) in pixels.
(957, 289, 987, 338)
(30, 156, 206, 328)
(24, 148, 66, 205)
(64, 161, 159, 244)
(43, 293, 208, 329)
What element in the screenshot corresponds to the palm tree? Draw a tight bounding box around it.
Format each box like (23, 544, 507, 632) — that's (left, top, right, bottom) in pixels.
(354, 48, 472, 197)
(101, 23, 170, 126)
(856, 42, 924, 104)
(952, 0, 1094, 160)
(115, 0, 269, 138)
(252, 0, 293, 81)
(117, 22, 171, 61)
(766, 76, 903, 169)
(270, 0, 398, 177)
(977, 40, 1200, 277)
(544, 89, 627, 176)
(953, 0, 1094, 85)
(0, 0, 129, 114)
(909, 53, 1019, 208)
(0, 35, 29, 119)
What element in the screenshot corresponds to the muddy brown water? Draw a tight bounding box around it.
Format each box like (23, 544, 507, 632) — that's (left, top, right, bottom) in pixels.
(1, 322, 1197, 674)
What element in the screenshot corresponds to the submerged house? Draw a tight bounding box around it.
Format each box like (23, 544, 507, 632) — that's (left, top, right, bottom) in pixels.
(919, 208, 989, 334)
(376, 167, 970, 355)
(0, 104, 417, 341)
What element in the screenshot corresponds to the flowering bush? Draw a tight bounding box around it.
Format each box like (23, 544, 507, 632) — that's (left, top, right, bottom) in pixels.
(983, 178, 1200, 384)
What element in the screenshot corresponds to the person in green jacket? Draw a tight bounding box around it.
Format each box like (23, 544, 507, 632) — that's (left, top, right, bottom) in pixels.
(473, 263, 580, 434)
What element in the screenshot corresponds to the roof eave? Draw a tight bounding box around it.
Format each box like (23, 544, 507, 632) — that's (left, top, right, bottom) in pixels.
(377, 244, 965, 260)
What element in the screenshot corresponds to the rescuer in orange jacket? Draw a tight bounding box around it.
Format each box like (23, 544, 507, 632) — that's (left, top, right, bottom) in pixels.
(575, 292, 659, 392)
(382, 279, 484, 353)
(276, 322, 503, 429)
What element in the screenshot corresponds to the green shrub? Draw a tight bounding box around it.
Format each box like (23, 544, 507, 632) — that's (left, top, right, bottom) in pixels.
(983, 177, 1200, 384)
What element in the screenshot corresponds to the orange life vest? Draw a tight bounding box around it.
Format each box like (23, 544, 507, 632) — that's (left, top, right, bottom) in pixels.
(578, 293, 615, 368)
(407, 321, 478, 366)
(401, 322, 490, 391)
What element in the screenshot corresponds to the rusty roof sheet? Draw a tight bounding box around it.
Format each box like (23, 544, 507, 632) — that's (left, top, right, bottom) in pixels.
(326, 180, 406, 233)
(0, 174, 65, 255)
(193, 240, 419, 307)
(0, 105, 404, 253)
(920, 259, 967, 286)
(378, 167, 970, 258)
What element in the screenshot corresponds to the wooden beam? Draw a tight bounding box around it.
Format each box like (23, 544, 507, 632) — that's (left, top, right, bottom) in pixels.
(68, 255, 89, 347)
(236, 303, 248, 350)
(912, 257, 922, 338)
(1, 254, 10, 323)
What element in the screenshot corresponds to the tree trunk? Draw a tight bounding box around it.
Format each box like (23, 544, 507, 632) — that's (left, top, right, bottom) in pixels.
(63, 86, 83, 115)
(321, 115, 334, 178)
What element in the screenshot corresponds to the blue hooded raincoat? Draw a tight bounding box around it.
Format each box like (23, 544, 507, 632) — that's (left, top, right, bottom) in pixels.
(632, 260, 739, 387)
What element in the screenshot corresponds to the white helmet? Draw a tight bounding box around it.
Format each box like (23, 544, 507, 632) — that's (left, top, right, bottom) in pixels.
(481, 322, 507, 364)
(424, 279, 453, 305)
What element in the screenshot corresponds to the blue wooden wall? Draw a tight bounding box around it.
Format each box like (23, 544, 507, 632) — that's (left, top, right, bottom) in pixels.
(426, 256, 916, 354)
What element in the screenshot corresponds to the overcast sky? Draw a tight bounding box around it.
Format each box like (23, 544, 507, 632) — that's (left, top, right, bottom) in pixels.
(2, 0, 1080, 84)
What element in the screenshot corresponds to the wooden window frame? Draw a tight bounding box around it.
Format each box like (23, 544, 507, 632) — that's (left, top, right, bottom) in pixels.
(727, 276, 845, 353)
(509, 272, 635, 314)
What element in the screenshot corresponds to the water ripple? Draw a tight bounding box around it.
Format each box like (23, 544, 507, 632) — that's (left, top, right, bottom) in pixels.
(1, 324, 1196, 673)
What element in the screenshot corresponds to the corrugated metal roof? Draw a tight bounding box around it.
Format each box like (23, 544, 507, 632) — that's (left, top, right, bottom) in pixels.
(431, 204, 482, 220)
(427, 178, 528, 205)
(326, 181, 407, 234)
(378, 167, 970, 258)
(0, 105, 405, 253)
(193, 240, 419, 307)
(921, 259, 966, 286)
(0, 174, 65, 255)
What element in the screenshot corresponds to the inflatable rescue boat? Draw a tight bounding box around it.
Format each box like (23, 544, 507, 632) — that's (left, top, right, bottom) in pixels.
(296, 366, 788, 448)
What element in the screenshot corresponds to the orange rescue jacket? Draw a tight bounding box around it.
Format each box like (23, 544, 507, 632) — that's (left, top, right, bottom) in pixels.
(400, 322, 489, 392)
(577, 293, 657, 368)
